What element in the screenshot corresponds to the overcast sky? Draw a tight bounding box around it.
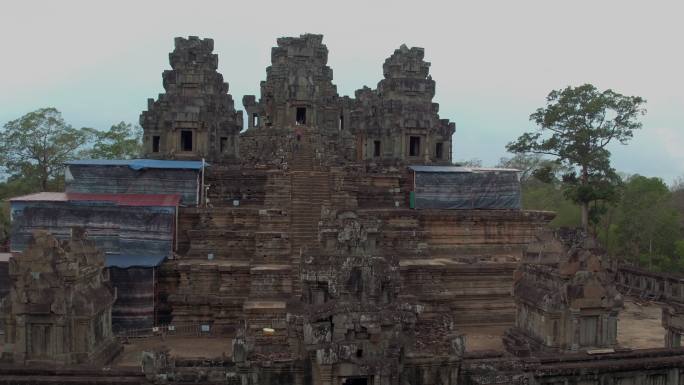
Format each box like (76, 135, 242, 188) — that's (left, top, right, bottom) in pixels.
(1, 0, 682, 183)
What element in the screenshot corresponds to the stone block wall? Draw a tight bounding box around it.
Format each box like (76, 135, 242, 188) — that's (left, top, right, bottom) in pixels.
(140, 36, 242, 161)
(616, 265, 684, 303)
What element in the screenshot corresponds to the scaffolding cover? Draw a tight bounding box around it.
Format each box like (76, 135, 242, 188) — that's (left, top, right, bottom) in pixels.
(411, 166, 521, 210)
(65, 163, 201, 206)
(109, 267, 155, 332)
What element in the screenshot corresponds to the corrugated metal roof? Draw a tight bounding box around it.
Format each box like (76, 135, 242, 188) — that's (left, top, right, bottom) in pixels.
(105, 254, 166, 268)
(66, 159, 206, 170)
(408, 165, 520, 173)
(10, 192, 181, 207)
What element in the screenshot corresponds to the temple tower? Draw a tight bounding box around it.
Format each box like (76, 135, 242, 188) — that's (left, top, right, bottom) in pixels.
(242, 34, 341, 131)
(140, 36, 243, 161)
(350, 45, 456, 164)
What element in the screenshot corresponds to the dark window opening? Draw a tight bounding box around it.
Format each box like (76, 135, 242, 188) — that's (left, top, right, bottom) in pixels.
(409, 136, 421, 157)
(180, 130, 193, 151)
(296, 107, 306, 125)
(252, 113, 259, 127)
(220, 137, 228, 153)
(339, 115, 344, 130)
(356, 349, 363, 358)
(152, 136, 160, 153)
(373, 140, 381, 157)
(343, 377, 369, 385)
(435, 142, 443, 159)
(347, 267, 363, 298)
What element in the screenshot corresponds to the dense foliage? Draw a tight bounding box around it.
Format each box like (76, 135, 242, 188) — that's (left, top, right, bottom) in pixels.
(505, 153, 684, 273)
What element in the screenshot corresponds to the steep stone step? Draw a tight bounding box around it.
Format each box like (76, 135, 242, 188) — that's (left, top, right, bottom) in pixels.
(288, 170, 330, 297)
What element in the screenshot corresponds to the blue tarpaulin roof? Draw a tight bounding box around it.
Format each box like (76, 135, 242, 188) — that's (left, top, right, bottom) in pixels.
(66, 159, 205, 170)
(105, 254, 166, 268)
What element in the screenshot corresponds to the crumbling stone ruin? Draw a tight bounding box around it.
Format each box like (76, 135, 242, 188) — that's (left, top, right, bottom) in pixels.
(504, 229, 623, 356)
(350, 44, 454, 164)
(3, 34, 684, 385)
(145, 33, 455, 167)
(0, 228, 120, 365)
(663, 303, 684, 348)
(141, 36, 243, 161)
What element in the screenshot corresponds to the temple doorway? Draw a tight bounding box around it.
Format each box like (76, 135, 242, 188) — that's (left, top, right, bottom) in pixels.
(341, 377, 370, 385)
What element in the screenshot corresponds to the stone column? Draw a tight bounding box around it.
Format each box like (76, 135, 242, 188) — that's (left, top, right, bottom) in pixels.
(570, 314, 579, 351)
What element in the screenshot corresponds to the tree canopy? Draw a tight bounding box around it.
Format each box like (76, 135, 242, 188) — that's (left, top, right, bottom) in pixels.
(506, 84, 646, 230)
(86, 122, 143, 160)
(0, 108, 93, 190)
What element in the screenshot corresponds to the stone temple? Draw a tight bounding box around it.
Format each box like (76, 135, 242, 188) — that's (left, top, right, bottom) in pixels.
(2, 34, 684, 384)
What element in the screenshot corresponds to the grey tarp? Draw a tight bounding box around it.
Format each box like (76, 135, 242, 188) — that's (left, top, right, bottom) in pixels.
(109, 267, 156, 332)
(410, 166, 521, 209)
(65, 162, 202, 206)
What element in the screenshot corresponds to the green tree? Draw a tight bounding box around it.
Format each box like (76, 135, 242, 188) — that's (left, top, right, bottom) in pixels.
(521, 177, 582, 228)
(0, 108, 94, 190)
(86, 122, 142, 159)
(497, 153, 571, 183)
(615, 175, 680, 270)
(506, 84, 646, 230)
(455, 158, 483, 167)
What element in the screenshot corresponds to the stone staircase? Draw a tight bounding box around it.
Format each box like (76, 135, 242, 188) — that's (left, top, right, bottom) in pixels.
(289, 134, 316, 171)
(289, 163, 330, 296)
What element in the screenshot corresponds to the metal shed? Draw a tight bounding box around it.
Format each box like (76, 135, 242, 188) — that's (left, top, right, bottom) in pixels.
(408, 165, 521, 210)
(65, 159, 205, 206)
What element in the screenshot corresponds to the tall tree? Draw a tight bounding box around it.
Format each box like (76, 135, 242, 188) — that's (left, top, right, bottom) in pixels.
(0, 108, 93, 190)
(506, 84, 646, 230)
(86, 122, 143, 160)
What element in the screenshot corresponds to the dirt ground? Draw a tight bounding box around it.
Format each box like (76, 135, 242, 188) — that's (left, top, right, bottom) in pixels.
(460, 325, 508, 352)
(618, 299, 666, 349)
(115, 336, 234, 366)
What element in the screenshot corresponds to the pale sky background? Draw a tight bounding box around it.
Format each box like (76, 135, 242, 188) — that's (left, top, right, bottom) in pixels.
(1, 0, 682, 183)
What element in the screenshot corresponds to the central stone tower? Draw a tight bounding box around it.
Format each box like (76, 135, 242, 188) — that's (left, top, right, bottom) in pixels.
(243, 34, 341, 132)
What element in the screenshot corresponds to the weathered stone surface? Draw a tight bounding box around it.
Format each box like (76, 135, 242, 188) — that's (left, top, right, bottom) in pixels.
(350, 44, 455, 164)
(504, 229, 623, 355)
(141, 36, 242, 161)
(663, 304, 684, 348)
(0, 229, 120, 365)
